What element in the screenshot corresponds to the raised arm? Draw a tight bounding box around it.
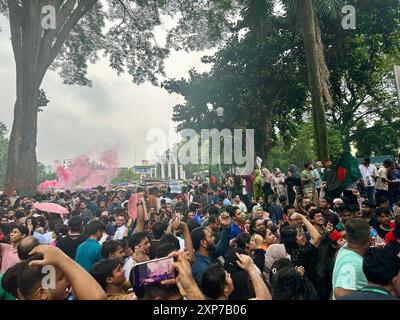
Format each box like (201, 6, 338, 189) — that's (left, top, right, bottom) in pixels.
(293, 190, 306, 215)
(236, 253, 271, 300)
(291, 212, 322, 247)
(213, 212, 232, 258)
(173, 219, 195, 264)
(134, 196, 145, 233)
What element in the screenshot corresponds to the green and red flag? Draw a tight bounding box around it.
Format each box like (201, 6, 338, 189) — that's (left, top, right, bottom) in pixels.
(333, 151, 362, 192)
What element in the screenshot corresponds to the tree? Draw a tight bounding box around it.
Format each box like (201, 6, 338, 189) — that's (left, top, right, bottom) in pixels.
(266, 120, 343, 171)
(164, 0, 309, 161)
(0, 0, 240, 195)
(281, 0, 346, 161)
(353, 119, 400, 158)
(37, 162, 57, 184)
(322, 0, 400, 151)
(112, 168, 139, 184)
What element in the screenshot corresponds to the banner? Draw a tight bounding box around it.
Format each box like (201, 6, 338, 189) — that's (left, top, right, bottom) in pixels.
(133, 166, 153, 175)
(256, 156, 263, 169)
(169, 182, 182, 194)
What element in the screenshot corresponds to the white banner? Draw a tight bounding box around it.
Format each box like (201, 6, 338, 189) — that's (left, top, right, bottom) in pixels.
(394, 65, 400, 106)
(256, 156, 263, 169)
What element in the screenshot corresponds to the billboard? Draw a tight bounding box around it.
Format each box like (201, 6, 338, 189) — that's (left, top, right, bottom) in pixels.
(133, 166, 153, 175)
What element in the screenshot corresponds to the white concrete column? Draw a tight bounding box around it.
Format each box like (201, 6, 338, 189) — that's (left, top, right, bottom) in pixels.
(161, 163, 165, 179)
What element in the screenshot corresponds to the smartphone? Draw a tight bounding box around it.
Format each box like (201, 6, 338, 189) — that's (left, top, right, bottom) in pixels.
(132, 257, 176, 290)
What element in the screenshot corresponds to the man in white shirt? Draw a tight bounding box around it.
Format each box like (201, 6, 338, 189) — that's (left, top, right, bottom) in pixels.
(376, 160, 392, 202)
(114, 214, 127, 240)
(313, 160, 325, 199)
(359, 157, 378, 202)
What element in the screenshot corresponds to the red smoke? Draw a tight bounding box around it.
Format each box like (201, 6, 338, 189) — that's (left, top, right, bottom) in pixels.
(38, 148, 120, 190)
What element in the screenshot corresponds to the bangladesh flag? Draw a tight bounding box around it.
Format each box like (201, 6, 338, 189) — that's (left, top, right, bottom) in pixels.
(333, 151, 362, 192)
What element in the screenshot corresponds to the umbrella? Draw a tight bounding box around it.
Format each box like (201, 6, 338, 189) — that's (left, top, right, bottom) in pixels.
(33, 202, 69, 215)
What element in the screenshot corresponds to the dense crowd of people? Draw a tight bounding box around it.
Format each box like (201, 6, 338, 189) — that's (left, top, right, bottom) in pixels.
(0, 156, 400, 300)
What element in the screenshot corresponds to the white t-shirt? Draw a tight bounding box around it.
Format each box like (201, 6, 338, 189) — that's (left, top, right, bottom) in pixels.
(359, 164, 378, 187)
(124, 256, 137, 281)
(114, 225, 127, 240)
(233, 201, 247, 213)
(43, 231, 54, 244)
(178, 237, 185, 252)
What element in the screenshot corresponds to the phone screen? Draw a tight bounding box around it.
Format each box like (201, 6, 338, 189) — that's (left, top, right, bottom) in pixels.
(132, 257, 176, 289)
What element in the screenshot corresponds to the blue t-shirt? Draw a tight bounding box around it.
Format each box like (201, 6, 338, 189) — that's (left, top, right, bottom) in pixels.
(75, 238, 103, 273)
(230, 223, 243, 238)
(223, 198, 232, 207)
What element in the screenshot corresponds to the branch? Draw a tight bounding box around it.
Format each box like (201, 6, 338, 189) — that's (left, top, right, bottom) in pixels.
(351, 95, 368, 114)
(38, 0, 98, 82)
(353, 107, 386, 124)
(349, 124, 395, 141)
(38, 0, 71, 80)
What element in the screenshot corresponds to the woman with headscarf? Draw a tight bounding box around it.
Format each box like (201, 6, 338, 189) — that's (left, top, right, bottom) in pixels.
(252, 170, 263, 202)
(261, 168, 273, 202)
(271, 168, 287, 198)
(285, 165, 302, 205)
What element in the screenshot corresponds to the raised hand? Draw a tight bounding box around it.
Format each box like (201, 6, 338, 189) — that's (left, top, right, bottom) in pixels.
(219, 211, 232, 228)
(235, 252, 255, 273)
(28, 245, 66, 268)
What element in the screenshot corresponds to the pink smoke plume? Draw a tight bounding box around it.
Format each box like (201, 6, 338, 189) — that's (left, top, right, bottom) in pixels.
(39, 180, 59, 189)
(39, 148, 120, 190)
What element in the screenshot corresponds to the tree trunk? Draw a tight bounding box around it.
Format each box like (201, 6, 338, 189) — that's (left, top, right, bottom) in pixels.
(262, 107, 275, 161)
(5, 98, 39, 196)
(298, 0, 329, 161)
(5, 0, 41, 196)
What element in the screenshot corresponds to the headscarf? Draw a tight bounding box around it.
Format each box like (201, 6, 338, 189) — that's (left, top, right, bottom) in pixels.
(252, 204, 263, 219)
(254, 170, 263, 187)
(288, 164, 301, 179)
(261, 168, 272, 184)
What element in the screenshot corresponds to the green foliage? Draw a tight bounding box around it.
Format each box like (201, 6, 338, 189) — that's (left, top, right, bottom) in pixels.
(323, 0, 400, 150)
(112, 168, 140, 184)
(354, 119, 400, 158)
(37, 89, 50, 112)
(164, 2, 309, 159)
(37, 162, 57, 184)
(265, 120, 344, 170)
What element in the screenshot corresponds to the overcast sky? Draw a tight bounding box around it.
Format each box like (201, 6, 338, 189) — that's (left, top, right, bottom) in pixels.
(0, 14, 215, 168)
